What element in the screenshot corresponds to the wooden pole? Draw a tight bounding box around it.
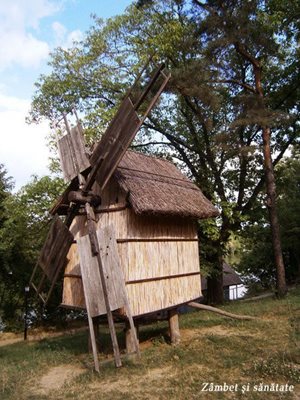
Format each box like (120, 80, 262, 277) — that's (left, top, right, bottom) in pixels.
(23, 286, 30, 340)
(85, 203, 122, 368)
(87, 312, 100, 372)
(188, 302, 257, 320)
(125, 320, 139, 355)
(88, 317, 100, 353)
(168, 308, 181, 345)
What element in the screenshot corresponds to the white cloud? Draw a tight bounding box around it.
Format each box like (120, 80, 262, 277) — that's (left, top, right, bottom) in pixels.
(0, 0, 61, 69)
(0, 31, 50, 69)
(0, 1, 86, 189)
(52, 21, 83, 48)
(0, 93, 51, 190)
(52, 21, 67, 43)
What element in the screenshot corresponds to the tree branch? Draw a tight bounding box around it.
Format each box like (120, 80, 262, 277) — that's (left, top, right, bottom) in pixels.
(144, 119, 196, 152)
(242, 128, 298, 215)
(213, 79, 256, 93)
(234, 42, 260, 69)
(131, 141, 170, 148)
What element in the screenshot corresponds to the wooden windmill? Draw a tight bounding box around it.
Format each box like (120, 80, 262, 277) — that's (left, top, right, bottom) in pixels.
(29, 61, 171, 371)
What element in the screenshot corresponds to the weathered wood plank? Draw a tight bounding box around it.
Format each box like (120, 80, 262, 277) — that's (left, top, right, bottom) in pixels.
(38, 215, 74, 282)
(125, 321, 139, 354)
(87, 310, 100, 372)
(188, 302, 257, 320)
(77, 234, 107, 317)
(88, 98, 140, 192)
(168, 309, 180, 345)
(97, 226, 140, 358)
(97, 226, 128, 309)
(77, 226, 127, 317)
(90, 98, 138, 167)
(58, 124, 90, 182)
(84, 209, 122, 368)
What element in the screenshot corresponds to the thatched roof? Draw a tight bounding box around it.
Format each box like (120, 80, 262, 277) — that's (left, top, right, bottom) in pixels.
(115, 151, 218, 219)
(201, 263, 243, 290)
(51, 150, 219, 219)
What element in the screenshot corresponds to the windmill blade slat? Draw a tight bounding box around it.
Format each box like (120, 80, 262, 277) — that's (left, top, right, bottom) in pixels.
(88, 98, 140, 192)
(89, 97, 138, 167)
(133, 62, 165, 111)
(38, 215, 74, 280)
(86, 65, 170, 195)
(58, 124, 90, 182)
(30, 215, 74, 304)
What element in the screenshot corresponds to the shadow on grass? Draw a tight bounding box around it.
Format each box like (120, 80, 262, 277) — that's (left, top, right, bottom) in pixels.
(34, 331, 89, 355)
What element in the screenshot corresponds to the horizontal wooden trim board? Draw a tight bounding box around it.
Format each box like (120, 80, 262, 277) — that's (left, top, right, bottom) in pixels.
(77, 205, 129, 215)
(126, 271, 200, 285)
(72, 237, 198, 244)
(95, 205, 128, 214)
(64, 271, 201, 284)
(64, 273, 82, 278)
(117, 238, 198, 243)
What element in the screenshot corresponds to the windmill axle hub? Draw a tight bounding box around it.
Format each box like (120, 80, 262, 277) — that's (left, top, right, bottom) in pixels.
(68, 190, 101, 207)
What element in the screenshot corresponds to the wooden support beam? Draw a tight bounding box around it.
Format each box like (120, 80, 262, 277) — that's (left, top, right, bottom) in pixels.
(85, 203, 122, 368)
(168, 308, 181, 345)
(87, 312, 100, 372)
(188, 302, 257, 320)
(125, 321, 139, 354)
(88, 317, 100, 353)
(133, 63, 165, 111)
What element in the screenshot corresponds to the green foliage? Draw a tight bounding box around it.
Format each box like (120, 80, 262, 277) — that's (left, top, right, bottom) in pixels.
(236, 149, 300, 288)
(0, 164, 14, 226)
(0, 174, 65, 326)
(276, 149, 300, 277)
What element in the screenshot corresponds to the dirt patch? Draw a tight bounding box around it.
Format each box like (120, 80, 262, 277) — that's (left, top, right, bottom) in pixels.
(31, 364, 86, 396)
(181, 326, 260, 340)
(0, 326, 87, 347)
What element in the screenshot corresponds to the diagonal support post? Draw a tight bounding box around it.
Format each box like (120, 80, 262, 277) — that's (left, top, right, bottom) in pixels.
(85, 203, 122, 369)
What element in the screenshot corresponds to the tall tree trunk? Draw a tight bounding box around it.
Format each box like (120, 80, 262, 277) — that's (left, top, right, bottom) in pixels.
(262, 126, 287, 297)
(207, 268, 223, 304)
(251, 59, 288, 298)
(206, 252, 224, 305)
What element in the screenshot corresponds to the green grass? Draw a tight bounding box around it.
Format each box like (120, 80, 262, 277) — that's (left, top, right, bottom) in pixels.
(0, 287, 299, 400)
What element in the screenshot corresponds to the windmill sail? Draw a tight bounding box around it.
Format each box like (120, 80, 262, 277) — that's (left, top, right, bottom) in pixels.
(84, 63, 171, 193)
(58, 124, 90, 183)
(30, 215, 74, 304)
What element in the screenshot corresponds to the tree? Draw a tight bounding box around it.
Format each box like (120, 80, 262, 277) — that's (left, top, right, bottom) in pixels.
(0, 164, 15, 320)
(28, 0, 299, 302)
(0, 163, 13, 226)
(0, 175, 65, 324)
(190, 0, 300, 297)
(276, 148, 300, 282)
(237, 150, 300, 290)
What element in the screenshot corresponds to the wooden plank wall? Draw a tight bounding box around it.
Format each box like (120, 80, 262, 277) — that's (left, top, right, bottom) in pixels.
(62, 244, 85, 309)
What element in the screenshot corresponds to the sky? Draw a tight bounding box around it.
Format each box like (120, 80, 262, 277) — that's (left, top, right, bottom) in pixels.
(0, 0, 134, 191)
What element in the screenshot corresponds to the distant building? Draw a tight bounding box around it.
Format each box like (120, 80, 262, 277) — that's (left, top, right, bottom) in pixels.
(201, 263, 244, 301)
